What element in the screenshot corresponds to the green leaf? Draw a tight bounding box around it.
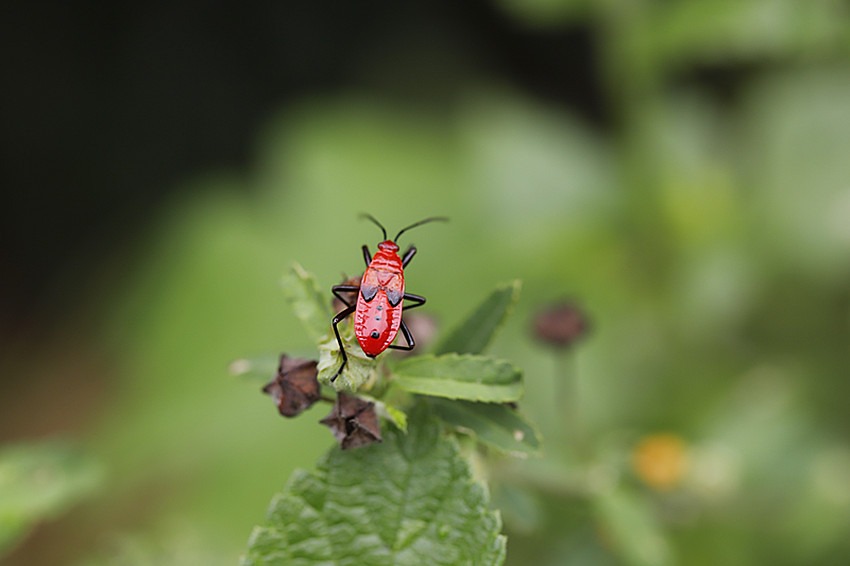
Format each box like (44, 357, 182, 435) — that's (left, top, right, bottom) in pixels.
(430, 399, 542, 458)
(242, 409, 506, 566)
(374, 401, 408, 433)
(434, 281, 521, 356)
(392, 354, 523, 403)
(0, 441, 102, 556)
(316, 332, 379, 392)
(593, 489, 673, 566)
(280, 263, 333, 343)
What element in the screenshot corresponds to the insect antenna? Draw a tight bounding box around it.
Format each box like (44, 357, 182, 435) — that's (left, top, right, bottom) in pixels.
(394, 216, 449, 243)
(359, 213, 387, 241)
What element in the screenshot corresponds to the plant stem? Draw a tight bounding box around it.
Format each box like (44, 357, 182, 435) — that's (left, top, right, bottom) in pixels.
(555, 349, 587, 460)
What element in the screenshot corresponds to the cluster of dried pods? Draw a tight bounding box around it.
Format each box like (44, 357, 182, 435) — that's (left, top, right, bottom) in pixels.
(262, 354, 382, 450)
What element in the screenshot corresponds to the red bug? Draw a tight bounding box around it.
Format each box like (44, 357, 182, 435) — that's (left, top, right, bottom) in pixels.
(330, 214, 447, 382)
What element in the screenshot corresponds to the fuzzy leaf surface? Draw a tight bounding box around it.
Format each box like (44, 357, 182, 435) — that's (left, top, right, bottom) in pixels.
(280, 263, 333, 343)
(392, 354, 523, 403)
(434, 281, 521, 356)
(316, 331, 378, 391)
(242, 410, 506, 566)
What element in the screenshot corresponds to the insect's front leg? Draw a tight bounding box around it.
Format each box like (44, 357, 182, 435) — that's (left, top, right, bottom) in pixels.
(401, 246, 417, 268)
(330, 304, 356, 382)
(332, 284, 361, 308)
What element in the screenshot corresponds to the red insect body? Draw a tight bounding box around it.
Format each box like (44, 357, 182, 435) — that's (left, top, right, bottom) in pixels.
(354, 241, 405, 356)
(330, 215, 446, 382)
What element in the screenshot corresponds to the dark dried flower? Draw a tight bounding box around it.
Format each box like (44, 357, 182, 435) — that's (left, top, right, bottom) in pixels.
(533, 301, 589, 348)
(319, 393, 382, 450)
(332, 274, 362, 313)
(262, 354, 321, 417)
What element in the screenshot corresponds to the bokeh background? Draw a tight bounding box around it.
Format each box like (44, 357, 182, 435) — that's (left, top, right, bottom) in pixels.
(3, 1, 850, 565)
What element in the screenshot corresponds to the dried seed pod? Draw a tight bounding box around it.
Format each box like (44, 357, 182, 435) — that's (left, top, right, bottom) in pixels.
(532, 301, 589, 348)
(262, 354, 321, 417)
(319, 392, 382, 450)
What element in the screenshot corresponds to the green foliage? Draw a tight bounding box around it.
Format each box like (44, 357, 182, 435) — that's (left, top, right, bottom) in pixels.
(13, 2, 849, 564)
(86, 63, 850, 564)
(393, 354, 524, 403)
(243, 410, 506, 566)
(434, 280, 521, 356)
(593, 489, 672, 566)
(0, 441, 101, 556)
(644, 0, 850, 69)
(430, 399, 542, 458)
(373, 400, 408, 433)
(238, 257, 543, 563)
(240, 266, 534, 564)
(316, 332, 379, 391)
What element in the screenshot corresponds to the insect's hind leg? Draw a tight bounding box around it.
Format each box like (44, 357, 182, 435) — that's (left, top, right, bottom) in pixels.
(387, 319, 416, 351)
(330, 304, 356, 382)
(387, 293, 427, 352)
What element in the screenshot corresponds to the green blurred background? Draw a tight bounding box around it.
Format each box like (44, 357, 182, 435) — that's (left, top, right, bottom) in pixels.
(3, 1, 850, 564)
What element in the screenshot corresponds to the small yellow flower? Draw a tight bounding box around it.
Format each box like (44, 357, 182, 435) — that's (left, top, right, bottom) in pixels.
(633, 433, 688, 491)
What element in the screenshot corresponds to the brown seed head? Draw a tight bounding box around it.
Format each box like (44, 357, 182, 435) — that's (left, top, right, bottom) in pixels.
(319, 392, 382, 449)
(533, 301, 589, 348)
(262, 354, 321, 417)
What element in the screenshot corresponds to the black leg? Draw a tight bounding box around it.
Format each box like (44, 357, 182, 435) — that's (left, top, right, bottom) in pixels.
(387, 293, 426, 352)
(401, 246, 417, 268)
(402, 292, 425, 310)
(330, 304, 356, 381)
(332, 284, 360, 308)
(387, 319, 415, 351)
(362, 245, 372, 268)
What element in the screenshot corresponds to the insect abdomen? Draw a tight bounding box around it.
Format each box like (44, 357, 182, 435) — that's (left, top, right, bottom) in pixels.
(355, 290, 402, 356)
